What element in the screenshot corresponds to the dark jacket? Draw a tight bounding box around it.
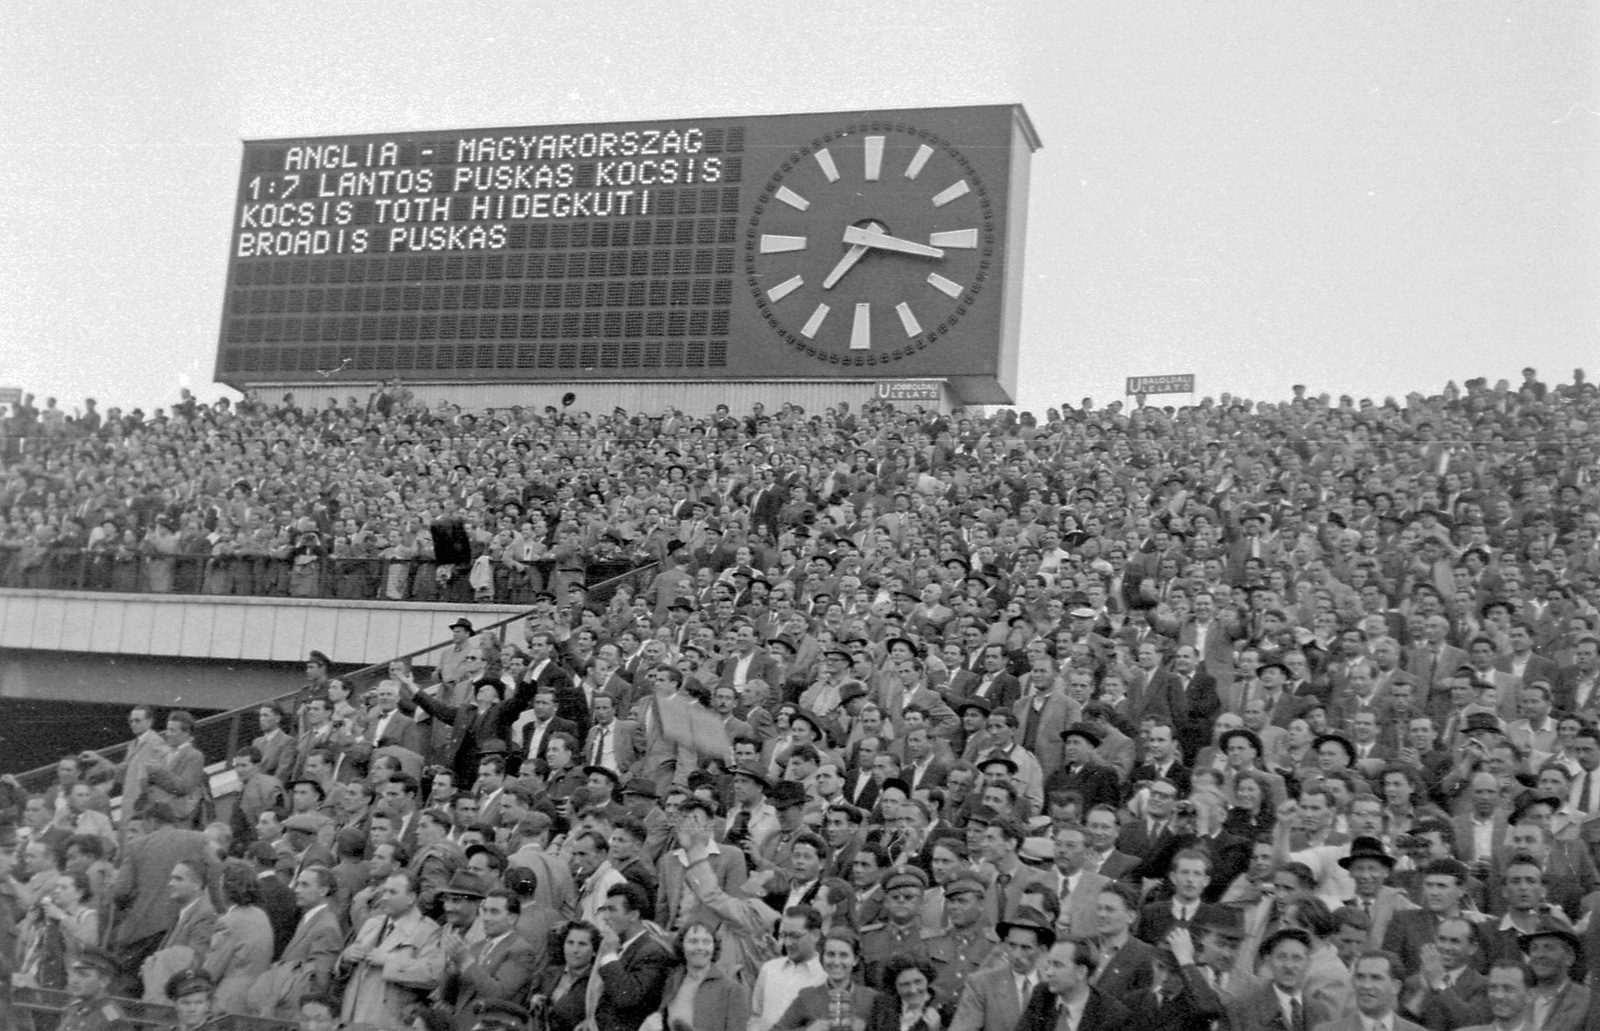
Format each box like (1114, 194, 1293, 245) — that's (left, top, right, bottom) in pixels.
(594, 929, 676, 1031)
(660, 965, 754, 1031)
(1015, 984, 1131, 1031)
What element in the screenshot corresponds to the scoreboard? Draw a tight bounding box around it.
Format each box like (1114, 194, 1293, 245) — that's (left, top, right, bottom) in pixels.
(215, 105, 1039, 403)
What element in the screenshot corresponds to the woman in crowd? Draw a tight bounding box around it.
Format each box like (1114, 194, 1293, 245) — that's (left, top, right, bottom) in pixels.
(531, 921, 602, 1031)
(871, 954, 943, 1031)
(649, 920, 750, 1031)
(202, 859, 276, 1014)
(774, 929, 883, 1031)
(1223, 769, 1277, 839)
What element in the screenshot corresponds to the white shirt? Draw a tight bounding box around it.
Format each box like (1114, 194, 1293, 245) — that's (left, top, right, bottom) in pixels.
(731, 650, 759, 687)
(749, 954, 826, 1031)
(1470, 816, 1496, 859)
(1272, 987, 1306, 1029)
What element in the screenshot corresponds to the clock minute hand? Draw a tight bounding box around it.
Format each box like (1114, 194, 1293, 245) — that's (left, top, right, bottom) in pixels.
(842, 225, 946, 258)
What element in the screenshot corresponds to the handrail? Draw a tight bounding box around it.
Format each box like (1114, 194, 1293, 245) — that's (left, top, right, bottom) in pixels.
(14, 984, 292, 1029)
(0, 544, 648, 605)
(8, 558, 661, 793)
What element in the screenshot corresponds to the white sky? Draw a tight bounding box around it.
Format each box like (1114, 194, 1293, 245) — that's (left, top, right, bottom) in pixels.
(1, 0, 1595, 414)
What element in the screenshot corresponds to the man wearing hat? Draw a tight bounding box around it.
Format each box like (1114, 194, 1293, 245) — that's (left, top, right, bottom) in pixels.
(1521, 921, 1590, 1031)
(1044, 724, 1121, 813)
(859, 866, 933, 990)
(949, 905, 1054, 1031)
(439, 618, 479, 689)
(924, 869, 1003, 999)
(753, 780, 812, 896)
(59, 946, 133, 1029)
(1337, 837, 1416, 948)
(166, 969, 217, 1030)
(724, 762, 779, 856)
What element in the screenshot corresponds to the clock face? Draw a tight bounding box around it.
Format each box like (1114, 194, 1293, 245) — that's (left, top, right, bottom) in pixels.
(745, 123, 995, 367)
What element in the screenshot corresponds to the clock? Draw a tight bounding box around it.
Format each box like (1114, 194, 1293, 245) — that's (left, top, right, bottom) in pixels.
(745, 122, 995, 367)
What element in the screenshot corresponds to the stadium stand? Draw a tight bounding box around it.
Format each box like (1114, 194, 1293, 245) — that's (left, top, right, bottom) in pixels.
(0, 366, 1598, 1028)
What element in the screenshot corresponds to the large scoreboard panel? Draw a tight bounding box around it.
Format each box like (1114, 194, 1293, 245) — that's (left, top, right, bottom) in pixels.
(216, 105, 1038, 403)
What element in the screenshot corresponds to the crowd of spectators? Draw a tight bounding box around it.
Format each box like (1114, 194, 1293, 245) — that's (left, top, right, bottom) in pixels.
(1, 364, 1599, 1030)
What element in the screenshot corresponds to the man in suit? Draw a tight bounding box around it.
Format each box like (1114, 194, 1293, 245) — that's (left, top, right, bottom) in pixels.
(1311, 950, 1425, 1031)
(1229, 928, 1338, 1031)
(1406, 618, 1471, 709)
(253, 704, 298, 784)
(1519, 924, 1590, 1031)
(1015, 662, 1082, 778)
(1382, 859, 1486, 976)
(83, 704, 169, 833)
(1495, 623, 1561, 694)
(507, 688, 580, 773)
(1397, 916, 1489, 1031)
(144, 710, 209, 827)
(139, 857, 219, 1001)
(949, 906, 1055, 1031)
(356, 681, 426, 768)
(1045, 823, 1110, 943)
(1042, 725, 1121, 814)
(716, 622, 782, 694)
(1449, 961, 1532, 1031)
(109, 800, 213, 987)
(248, 865, 341, 1019)
(980, 816, 1049, 926)
(1338, 838, 1418, 948)
(1136, 848, 1219, 945)
(1083, 806, 1140, 880)
(442, 887, 538, 1030)
(1082, 703, 1136, 780)
(579, 692, 644, 778)
(1169, 645, 1224, 760)
(1015, 939, 1130, 1031)
(902, 725, 951, 793)
(1088, 883, 1154, 997)
(1127, 723, 1192, 799)
(965, 645, 1023, 712)
(594, 882, 676, 1031)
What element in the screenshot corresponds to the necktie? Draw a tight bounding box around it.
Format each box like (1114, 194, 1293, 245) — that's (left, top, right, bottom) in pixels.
(591, 726, 608, 766)
(1290, 997, 1304, 1031)
(730, 808, 751, 845)
(1584, 771, 1596, 813)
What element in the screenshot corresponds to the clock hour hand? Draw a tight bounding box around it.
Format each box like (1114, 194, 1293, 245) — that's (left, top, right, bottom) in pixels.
(841, 225, 946, 258)
(822, 242, 869, 290)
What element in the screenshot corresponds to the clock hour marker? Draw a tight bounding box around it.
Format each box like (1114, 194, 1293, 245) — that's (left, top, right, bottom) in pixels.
(759, 234, 808, 254)
(775, 186, 810, 211)
(851, 303, 872, 350)
(896, 302, 922, 337)
(767, 276, 803, 302)
(904, 144, 934, 180)
(929, 229, 978, 249)
(931, 180, 970, 207)
(927, 273, 963, 298)
(801, 303, 830, 339)
(863, 136, 885, 181)
(814, 149, 840, 183)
